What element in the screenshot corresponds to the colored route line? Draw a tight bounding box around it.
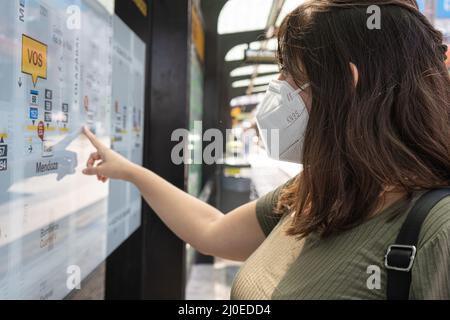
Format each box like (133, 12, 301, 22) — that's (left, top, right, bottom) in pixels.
(27, 125, 57, 132)
(26, 125, 70, 133)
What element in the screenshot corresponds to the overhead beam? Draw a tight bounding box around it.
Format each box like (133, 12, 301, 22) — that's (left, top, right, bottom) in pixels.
(219, 29, 266, 60)
(230, 71, 279, 82)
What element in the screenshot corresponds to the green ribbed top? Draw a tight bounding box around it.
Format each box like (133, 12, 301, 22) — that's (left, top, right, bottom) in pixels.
(231, 180, 450, 300)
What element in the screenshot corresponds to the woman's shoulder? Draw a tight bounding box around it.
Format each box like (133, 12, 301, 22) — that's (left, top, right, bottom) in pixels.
(410, 191, 450, 299)
(255, 176, 298, 237)
(418, 192, 450, 249)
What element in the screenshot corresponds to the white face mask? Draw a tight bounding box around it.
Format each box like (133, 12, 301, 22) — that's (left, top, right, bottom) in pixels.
(255, 79, 310, 164)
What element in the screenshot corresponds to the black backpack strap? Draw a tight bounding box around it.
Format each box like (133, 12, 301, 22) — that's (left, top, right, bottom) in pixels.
(385, 188, 450, 300)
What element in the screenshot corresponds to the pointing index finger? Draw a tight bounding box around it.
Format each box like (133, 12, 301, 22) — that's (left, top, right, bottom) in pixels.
(83, 126, 104, 151)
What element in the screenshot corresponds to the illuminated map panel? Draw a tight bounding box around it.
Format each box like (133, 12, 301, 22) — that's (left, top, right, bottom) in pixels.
(0, 0, 146, 299)
(107, 16, 145, 255)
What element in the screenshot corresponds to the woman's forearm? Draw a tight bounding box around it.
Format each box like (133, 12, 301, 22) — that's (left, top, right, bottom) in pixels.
(127, 164, 224, 254)
(82, 127, 263, 260)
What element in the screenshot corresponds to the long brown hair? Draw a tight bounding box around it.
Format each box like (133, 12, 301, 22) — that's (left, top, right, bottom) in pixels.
(276, 0, 450, 239)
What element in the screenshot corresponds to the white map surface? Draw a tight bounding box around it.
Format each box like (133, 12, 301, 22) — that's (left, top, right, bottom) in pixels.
(0, 0, 146, 299)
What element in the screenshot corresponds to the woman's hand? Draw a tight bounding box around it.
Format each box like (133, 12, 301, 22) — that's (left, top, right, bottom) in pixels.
(82, 126, 136, 182)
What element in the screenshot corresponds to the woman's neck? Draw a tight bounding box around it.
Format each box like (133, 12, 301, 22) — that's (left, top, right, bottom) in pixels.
(370, 188, 407, 219)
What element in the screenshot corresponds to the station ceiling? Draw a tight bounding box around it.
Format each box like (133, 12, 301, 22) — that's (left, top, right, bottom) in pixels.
(218, 0, 305, 106)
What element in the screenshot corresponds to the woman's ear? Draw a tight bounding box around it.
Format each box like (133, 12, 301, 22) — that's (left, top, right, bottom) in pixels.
(350, 62, 359, 87)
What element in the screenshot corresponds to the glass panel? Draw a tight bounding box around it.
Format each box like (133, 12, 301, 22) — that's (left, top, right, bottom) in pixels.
(0, 0, 146, 299)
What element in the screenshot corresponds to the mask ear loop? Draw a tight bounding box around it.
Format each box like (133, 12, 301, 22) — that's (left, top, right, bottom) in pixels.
(292, 82, 310, 94)
(299, 82, 310, 91)
(293, 82, 311, 94)
(288, 83, 310, 101)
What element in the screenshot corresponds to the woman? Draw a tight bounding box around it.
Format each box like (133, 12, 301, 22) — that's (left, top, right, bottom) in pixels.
(83, 0, 450, 299)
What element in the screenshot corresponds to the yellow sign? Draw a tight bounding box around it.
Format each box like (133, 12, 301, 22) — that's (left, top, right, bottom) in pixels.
(231, 107, 241, 118)
(22, 35, 47, 87)
(192, 6, 205, 63)
(133, 0, 148, 17)
(224, 167, 241, 176)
